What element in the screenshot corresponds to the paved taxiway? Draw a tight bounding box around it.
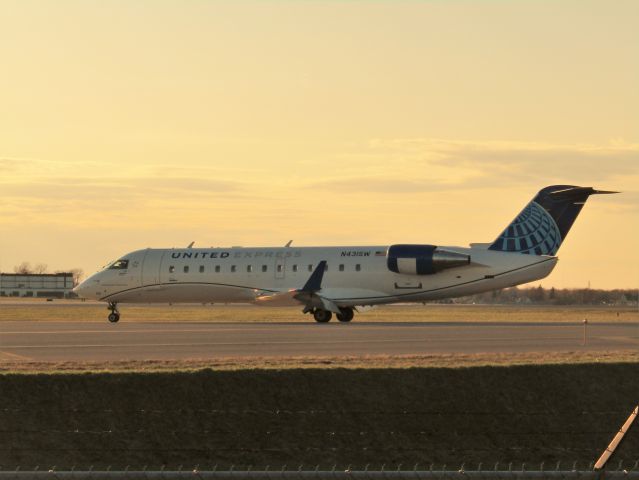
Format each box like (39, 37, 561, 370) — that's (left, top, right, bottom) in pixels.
(1, 321, 638, 362)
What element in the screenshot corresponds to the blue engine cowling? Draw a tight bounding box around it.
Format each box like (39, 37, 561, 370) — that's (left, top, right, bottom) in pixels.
(387, 244, 470, 275)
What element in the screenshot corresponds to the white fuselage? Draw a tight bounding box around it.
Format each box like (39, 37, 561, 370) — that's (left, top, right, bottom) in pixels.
(75, 245, 557, 307)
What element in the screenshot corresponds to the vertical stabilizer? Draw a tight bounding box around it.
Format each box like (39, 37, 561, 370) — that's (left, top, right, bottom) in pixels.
(488, 185, 617, 256)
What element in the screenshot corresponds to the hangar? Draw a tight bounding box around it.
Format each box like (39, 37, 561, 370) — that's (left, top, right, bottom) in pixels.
(0, 273, 75, 298)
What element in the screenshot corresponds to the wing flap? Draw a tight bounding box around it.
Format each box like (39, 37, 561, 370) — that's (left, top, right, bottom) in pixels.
(254, 290, 303, 307)
(253, 261, 341, 312)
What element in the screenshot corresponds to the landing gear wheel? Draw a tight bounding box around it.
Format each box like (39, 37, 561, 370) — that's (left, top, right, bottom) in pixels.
(107, 302, 120, 323)
(313, 309, 332, 323)
(336, 307, 354, 322)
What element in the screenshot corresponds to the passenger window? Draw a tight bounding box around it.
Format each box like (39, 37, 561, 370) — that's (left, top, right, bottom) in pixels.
(231, 265, 236, 273)
(169, 266, 175, 273)
(109, 259, 129, 270)
(247, 265, 252, 273)
(292, 264, 298, 272)
(308, 264, 313, 272)
(199, 266, 205, 273)
(356, 264, 361, 271)
(339, 264, 344, 272)
(184, 265, 189, 273)
(277, 265, 283, 273)
(262, 265, 267, 272)
(215, 266, 220, 273)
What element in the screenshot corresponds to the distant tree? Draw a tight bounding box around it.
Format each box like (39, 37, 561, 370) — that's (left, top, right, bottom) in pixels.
(33, 263, 48, 274)
(13, 261, 32, 274)
(55, 268, 84, 287)
(69, 268, 84, 287)
(529, 285, 546, 303)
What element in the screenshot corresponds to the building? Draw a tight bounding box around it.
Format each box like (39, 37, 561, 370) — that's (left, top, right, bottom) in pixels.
(0, 273, 75, 298)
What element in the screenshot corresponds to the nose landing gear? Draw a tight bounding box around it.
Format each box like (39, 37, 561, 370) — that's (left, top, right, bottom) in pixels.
(107, 302, 120, 323)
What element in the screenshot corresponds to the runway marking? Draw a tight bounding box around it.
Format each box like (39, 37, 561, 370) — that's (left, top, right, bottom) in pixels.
(598, 336, 639, 345)
(0, 335, 593, 350)
(0, 323, 598, 335)
(0, 327, 295, 335)
(0, 351, 33, 361)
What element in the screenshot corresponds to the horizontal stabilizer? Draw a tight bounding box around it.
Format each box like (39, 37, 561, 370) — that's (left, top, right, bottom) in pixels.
(469, 242, 492, 249)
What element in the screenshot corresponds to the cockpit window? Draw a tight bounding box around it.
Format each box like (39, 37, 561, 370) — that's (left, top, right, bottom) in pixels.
(109, 259, 129, 270)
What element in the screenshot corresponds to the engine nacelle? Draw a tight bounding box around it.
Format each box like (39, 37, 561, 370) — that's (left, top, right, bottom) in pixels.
(387, 244, 470, 275)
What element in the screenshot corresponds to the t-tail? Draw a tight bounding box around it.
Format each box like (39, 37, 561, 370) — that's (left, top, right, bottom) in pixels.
(488, 185, 618, 256)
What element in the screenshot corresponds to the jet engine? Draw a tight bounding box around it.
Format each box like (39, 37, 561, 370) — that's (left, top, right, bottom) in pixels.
(387, 244, 470, 275)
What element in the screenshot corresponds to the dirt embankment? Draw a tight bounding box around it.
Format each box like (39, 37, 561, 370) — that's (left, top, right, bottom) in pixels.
(1, 364, 638, 469)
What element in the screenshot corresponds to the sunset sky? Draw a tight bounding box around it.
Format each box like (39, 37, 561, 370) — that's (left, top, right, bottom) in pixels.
(0, 0, 637, 289)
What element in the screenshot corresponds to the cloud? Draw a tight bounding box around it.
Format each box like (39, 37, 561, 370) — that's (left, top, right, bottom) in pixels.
(371, 138, 639, 180)
(0, 175, 244, 200)
(0, 170, 257, 228)
(310, 139, 639, 194)
(309, 177, 464, 193)
(0, 158, 33, 172)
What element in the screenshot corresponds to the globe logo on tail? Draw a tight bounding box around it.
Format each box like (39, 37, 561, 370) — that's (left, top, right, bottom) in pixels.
(492, 201, 562, 256)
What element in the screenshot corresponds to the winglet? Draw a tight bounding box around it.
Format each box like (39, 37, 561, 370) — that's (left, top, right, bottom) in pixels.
(302, 260, 326, 292)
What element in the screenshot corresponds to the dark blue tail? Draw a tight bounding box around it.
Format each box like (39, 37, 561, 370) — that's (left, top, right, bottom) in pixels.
(488, 185, 617, 256)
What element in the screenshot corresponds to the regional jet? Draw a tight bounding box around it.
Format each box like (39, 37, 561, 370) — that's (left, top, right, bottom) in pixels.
(73, 185, 616, 323)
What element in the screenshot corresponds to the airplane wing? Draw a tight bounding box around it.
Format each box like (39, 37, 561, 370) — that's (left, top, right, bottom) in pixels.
(253, 260, 342, 314)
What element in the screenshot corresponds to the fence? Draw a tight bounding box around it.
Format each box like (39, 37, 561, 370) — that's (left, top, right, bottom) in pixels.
(1, 463, 639, 480)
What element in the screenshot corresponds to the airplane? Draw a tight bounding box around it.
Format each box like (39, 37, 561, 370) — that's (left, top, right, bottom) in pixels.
(73, 185, 617, 323)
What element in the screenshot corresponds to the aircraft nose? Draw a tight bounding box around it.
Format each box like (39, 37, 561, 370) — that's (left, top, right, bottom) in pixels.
(72, 280, 89, 298)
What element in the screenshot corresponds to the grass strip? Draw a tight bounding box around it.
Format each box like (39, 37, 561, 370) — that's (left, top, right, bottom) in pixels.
(1, 363, 638, 469)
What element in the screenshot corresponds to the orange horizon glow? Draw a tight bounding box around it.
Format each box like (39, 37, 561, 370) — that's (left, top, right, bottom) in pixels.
(0, 1, 637, 289)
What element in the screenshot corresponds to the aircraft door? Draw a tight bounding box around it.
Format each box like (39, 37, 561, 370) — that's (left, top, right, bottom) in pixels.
(142, 249, 164, 286)
(274, 255, 286, 279)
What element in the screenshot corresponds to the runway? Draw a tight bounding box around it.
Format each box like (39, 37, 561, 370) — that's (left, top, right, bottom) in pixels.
(1, 321, 638, 362)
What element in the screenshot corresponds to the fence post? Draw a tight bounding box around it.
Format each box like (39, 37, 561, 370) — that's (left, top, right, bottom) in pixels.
(583, 318, 588, 345)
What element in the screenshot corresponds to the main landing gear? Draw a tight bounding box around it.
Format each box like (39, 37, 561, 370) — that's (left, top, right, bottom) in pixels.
(107, 302, 120, 323)
(311, 307, 354, 323)
(336, 307, 354, 322)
